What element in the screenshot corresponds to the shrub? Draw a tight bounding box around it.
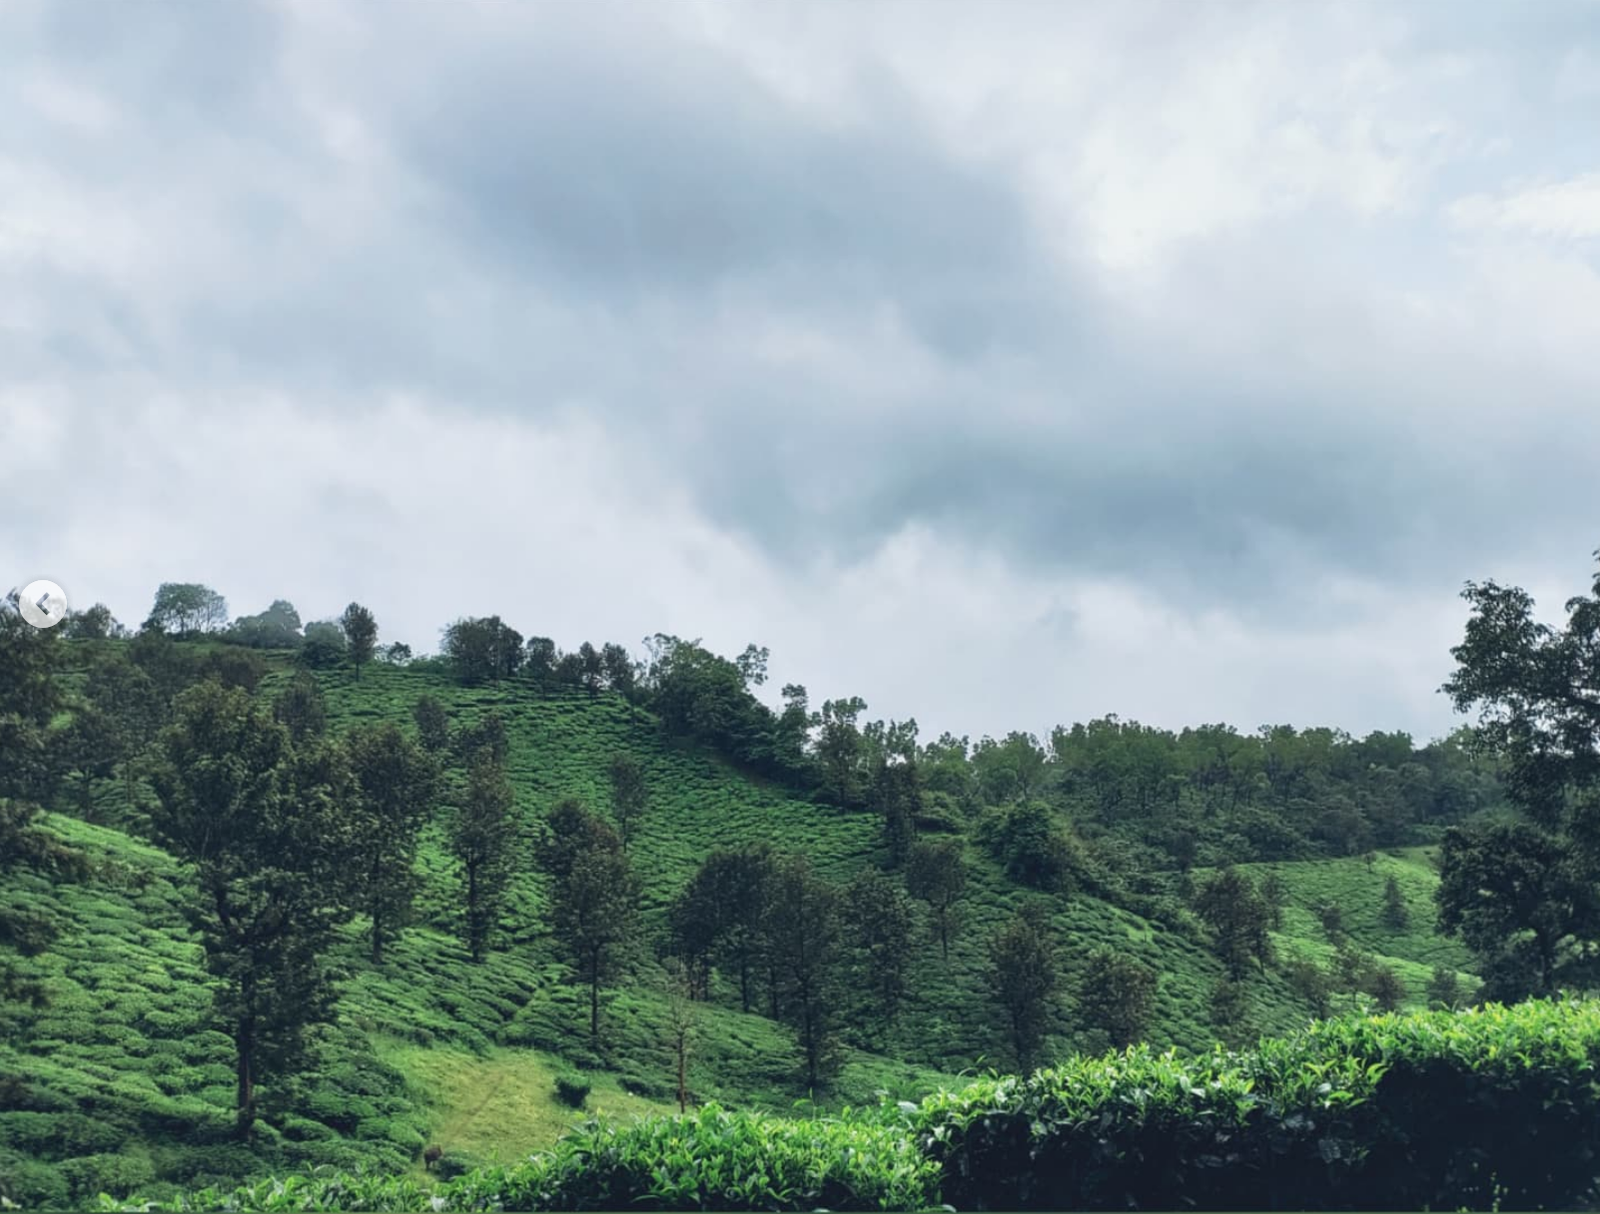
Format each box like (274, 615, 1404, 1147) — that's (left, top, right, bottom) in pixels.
(918, 997, 1600, 1212)
(459, 1104, 941, 1213)
(59, 1150, 157, 1201)
(554, 1072, 591, 1109)
(433, 1149, 482, 1181)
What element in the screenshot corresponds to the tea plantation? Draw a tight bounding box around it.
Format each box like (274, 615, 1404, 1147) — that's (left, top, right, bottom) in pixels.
(94, 999, 1600, 1212)
(3, 651, 1488, 1207)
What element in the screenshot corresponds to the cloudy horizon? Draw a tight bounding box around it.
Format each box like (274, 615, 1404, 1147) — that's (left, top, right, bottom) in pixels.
(4, 0, 1599, 746)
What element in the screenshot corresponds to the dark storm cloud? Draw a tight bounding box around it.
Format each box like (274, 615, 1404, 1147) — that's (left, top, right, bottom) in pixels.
(385, 9, 1078, 365)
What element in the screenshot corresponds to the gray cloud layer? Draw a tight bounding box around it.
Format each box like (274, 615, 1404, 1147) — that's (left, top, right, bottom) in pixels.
(4, 0, 1599, 740)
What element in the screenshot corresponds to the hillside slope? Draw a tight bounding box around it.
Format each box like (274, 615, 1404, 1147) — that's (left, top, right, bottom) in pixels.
(1, 655, 1480, 1206)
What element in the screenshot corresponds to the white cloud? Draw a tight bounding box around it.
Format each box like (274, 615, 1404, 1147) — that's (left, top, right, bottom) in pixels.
(3, 0, 1599, 747)
(1448, 172, 1600, 240)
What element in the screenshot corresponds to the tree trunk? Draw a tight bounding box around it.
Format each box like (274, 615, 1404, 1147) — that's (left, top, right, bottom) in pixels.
(676, 1036, 687, 1114)
(466, 862, 481, 962)
(235, 1021, 256, 1138)
(590, 964, 600, 1044)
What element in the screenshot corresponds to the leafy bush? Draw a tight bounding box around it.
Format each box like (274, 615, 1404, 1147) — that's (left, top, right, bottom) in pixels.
(553, 1072, 591, 1109)
(59, 1151, 157, 1201)
(433, 1149, 482, 1181)
(918, 996, 1600, 1211)
(100, 1104, 940, 1212)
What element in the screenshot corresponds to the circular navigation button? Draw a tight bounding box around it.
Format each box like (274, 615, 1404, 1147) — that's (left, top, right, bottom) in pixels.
(18, 579, 68, 629)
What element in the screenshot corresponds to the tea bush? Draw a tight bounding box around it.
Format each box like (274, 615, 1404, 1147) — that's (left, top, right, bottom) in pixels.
(554, 1072, 592, 1109)
(918, 996, 1600, 1211)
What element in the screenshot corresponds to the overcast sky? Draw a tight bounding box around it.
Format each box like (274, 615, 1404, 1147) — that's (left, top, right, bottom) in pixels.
(4, 0, 1598, 745)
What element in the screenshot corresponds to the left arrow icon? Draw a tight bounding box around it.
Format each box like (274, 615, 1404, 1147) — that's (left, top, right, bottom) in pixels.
(18, 579, 68, 629)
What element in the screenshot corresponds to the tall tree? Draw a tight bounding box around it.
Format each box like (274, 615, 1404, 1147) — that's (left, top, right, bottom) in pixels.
(52, 701, 118, 820)
(227, 600, 302, 649)
(538, 799, 616, 883)
(842, 869, 914, 1041)
(273, 670, 327, 745)
(1193, 868, 1274, 979)
(669, 844, 776, 1011)
(412, 695, 450, 753)
(1435, 553, 1600, 997)
(906, 837, 967, 965)
(144, 682, 357, 1136)
(346, 723, 439, 963)
(601, 643, 636, 699)
(524, 636, 558, 690)
(145, 582, 228, 636)
(299, 620, 348, 670)
(763, 855, 844, 1091)
(988, 900, 1058, 1073)
(663, 957, 698, 1113)
(452, 710, 510, 769)
(871, 757, 921, 867)
(1078, 948, 1158, 1050)
(340, 602, 378, 682)
(578, 642, 604, 699)
(451, 750, 516, 962)
(1382, 874, 1411, 930)
(551, 828, 640, 1046)
(441, 616, 524, 685)
(1436, 822, 1598, 999)
(0, 607, 84, 1006)
(65, 602, 120, 640)
(607, 753, 649, 850)
(84, 655, 161, 814)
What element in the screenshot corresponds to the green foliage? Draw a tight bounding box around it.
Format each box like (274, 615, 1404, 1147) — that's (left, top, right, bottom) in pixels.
(1193, 867, 1273, 979)
(1077, 948, 1158, 1050)
(1426, 964, 1462, 1010)
(1438, 553, 1600, 1000)
(143, 584, 228, 638)
(919, 996, 1600, 1212)
(145, 682, 359, 1134)
(442, 616, 524, 685)
(1436, 820, 1596, 1000)
(299, 621, 348, 670)
(345, 722, 439, 963)
(6, 634, 1499, 1203)
(977, 800, 1077, 892)
(842, 868, 915, 1039)
(450, 749, 516, 963)
(271, 671, 326, 745)
(905, 837, 965, 964)
(110, 1001, 1600, 1213)
(988, 900, 1058, 1072)
(339, 603, 378, 682)
(764, 855, 845, 1091)
(553, 1073, 591, 1109)
(550, 831, 642, 1046)
(224, 600, 303, 650)
(100, 1104, 939, 1212)
(606, 752, 649, 849)
(411, 695, 449, 753)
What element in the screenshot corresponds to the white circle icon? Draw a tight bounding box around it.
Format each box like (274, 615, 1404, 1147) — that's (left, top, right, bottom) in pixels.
(19, 579, 68, 629)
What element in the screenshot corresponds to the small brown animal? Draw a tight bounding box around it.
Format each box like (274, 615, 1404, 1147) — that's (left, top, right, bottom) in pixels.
(423, 1145, 443, 1172)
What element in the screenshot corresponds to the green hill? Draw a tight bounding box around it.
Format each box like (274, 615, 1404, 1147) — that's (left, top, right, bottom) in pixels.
(1, 638, 1489, 1207)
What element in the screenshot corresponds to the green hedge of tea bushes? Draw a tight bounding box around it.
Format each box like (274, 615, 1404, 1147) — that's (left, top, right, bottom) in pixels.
(96, 1104, 940, 1212)
(98, 999, 1600, 1212)
(918, 995, 1600, 1211)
